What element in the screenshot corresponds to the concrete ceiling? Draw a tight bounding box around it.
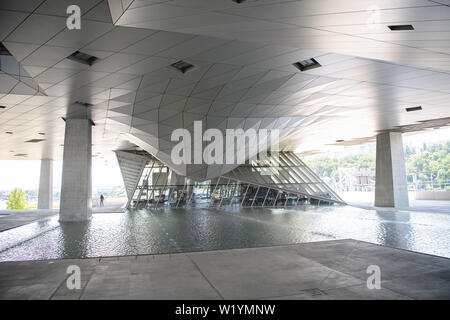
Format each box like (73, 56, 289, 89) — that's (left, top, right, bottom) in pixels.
(0, 0, 449, 176)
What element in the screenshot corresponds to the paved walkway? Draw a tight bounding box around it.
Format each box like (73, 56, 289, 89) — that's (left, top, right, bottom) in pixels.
(0, 204, 125, 232)
(345, 200, 450, 214)
(0, 239, 449, 300)
(0, 209, 58, 232)
(342, 192, 450, 214)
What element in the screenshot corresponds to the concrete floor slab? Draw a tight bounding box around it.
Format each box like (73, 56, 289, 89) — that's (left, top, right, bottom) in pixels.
(267, 284, 411, 300)
(0, 239, 449, 300)
(188, 246, 363, 299)
(80, 255, 222, 300)
(0, 209, 59, 232)
(295, 241, 450, 282)
(382, 269, 450, 300)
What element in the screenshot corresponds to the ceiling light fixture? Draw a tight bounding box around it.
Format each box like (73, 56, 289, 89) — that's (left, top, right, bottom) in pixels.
(25, 139, 46, 143)
(67, 50, 99, 66)
(0, 106, 6, 109)
(406, 106, 422, 112)
(293, 58, 321, 71)
(388, 24, 414, 31)
(170, 60, 196, 73)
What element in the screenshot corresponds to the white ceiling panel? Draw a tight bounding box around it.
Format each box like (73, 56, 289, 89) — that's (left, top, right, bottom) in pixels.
(0, 0, 449, 173)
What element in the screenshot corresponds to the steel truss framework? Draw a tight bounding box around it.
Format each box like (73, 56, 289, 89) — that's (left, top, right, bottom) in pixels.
(118, 151, 345, 210)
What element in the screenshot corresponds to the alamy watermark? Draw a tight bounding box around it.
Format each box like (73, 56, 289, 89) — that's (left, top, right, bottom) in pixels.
(66, 265, 81, 290)
(366, 264, 381, 289)
(170, 121, 279, 174)
(66, 5, 81, 30)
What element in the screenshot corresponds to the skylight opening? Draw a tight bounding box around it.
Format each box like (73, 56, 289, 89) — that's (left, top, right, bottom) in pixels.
(293, 58, 321, 71)
(406, 106, 422, 112)
(170, 60, 196, 74)
(67, 50, 99, 66)
(388, 25, 414, 31)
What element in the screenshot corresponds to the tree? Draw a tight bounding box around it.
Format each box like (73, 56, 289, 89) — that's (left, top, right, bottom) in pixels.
(406, 142, 449, 189)
(305, 154, 376, 178)
(6, 188, 27, 210)
(304, 141, 449, 191)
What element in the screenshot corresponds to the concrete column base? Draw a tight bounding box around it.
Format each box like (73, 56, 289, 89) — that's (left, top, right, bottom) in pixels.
(59, 119, 92, 222)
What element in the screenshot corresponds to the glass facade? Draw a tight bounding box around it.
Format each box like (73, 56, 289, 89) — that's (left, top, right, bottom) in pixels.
(124, 151, 345, 210)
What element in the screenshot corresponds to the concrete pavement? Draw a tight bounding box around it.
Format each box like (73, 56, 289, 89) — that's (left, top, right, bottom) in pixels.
(0, 239, 449, 300)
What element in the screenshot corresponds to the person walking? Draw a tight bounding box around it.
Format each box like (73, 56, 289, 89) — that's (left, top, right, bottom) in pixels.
(100, 194, 104, 207)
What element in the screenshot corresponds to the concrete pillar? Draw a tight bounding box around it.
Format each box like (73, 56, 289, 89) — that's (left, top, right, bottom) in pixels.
(375, 132, 409, 208)
(37, 159, 53, 209)
(60, 119, 92, 222)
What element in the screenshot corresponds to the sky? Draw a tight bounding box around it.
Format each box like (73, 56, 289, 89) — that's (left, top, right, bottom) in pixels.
(306, 127, 450, 159)
(0, 127, 449, 191)
(402, 127, 450, 148)
(0, 158, 123, 191)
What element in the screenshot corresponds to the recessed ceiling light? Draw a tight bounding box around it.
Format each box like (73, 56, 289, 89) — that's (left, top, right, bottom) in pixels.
(0, 106, 6, 109)
(67, 50, 99, 66)
(5, 132, 13, 134)
(388, 24, 414, 31)
(25, 139, 46, 143)
(170, 60, 196, 73)
(14, 153, 28, 157)
(38, 132, 45, 135)
(232, 0, 258, 3)
(336, 140, 344, 143)
(293, 58, 321, 71)
(406, 106, 422, 112)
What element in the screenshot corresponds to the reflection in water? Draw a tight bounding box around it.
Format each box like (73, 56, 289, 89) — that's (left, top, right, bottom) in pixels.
(375, 210, 413, 250)
(0, 205, 449, 262)
(59, 222, 91, 259)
